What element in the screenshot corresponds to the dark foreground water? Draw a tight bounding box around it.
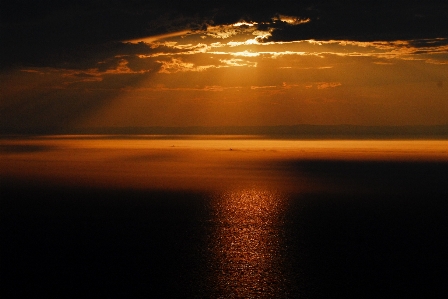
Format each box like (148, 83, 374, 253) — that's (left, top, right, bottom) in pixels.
(2, 159, 448, 298)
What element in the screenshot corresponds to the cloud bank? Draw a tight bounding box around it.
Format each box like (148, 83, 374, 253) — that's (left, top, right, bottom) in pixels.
(1, 0, 447, 69)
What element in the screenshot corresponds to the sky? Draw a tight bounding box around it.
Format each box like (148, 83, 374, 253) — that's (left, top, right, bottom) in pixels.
(1, 0, 447, 133)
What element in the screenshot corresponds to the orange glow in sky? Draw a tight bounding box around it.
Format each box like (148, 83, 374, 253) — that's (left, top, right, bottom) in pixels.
(1, 21, 447, 132)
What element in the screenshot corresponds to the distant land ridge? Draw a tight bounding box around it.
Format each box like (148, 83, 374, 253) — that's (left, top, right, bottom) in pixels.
(2, 125, 448, 139)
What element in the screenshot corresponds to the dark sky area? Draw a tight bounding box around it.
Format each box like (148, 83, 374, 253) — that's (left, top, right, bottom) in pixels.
(2, 0, 447, 69)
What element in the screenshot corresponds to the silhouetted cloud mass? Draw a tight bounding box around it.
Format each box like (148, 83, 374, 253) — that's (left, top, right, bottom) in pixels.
(1, 0, 447, 69)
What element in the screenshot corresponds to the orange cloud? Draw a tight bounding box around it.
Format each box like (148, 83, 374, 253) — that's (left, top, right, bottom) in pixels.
(157, 58, 215, 73)
(316, 82, 342, 89)
(219, 58, 257, 67)
(250, 85, 277, 90)
(273, 15, 311, 25)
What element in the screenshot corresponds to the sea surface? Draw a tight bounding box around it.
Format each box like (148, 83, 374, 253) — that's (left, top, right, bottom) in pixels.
(1, 136, 448, 298)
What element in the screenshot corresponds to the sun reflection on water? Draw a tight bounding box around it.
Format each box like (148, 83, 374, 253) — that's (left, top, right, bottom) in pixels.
(206, 188, 289, 298)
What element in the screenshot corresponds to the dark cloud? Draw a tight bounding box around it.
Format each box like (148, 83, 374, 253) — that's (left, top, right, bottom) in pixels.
(1, 0, 447, 69)
(0, 1, 199, 69)
(408, 38, 448, 48)
(266, 1, 448, 41)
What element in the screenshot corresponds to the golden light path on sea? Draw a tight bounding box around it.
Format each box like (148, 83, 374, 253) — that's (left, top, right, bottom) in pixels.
(207, 188, 289, 298)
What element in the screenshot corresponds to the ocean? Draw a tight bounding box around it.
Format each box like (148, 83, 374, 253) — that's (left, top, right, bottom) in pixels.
(1, 136, 448, 298)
